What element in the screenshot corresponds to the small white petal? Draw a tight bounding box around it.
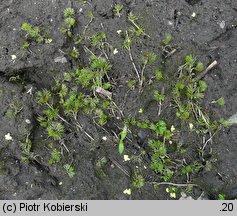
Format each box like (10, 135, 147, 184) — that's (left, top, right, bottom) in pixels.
(123, 155, 130, 161)
(5, 133, 13, 141)
(219, 20, 225, 29)
(170, 193, 176, 198)
(113, 48, 118, 55)
(102, 136, 107, 141)
(191, 12, 196, 18)
(168, 20, 173, 26)
(171, 125, 175, 132)
(117, 30, 122, 34)
(25, 119, 31, 124)
(123, 188, 131, 195)
(11, 55, 17, 60)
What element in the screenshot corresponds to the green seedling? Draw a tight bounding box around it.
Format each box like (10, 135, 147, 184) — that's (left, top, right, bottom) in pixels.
(6, 101, 23, 118)
(166, 187, 178, 199)
(131, 173, 145, 189)
(112, 4, 124, 17)
(9, 75, 21, 83)
(154, 70, 163, 80)
(70, 47, 80, 58)
(64, 8, 75, 17)
(20, 133, 33, 164)
(21, 22, 51, 48)
(154, 90, 165, 102)
(148, 139, 166, 173)
(163, 34, 173, 45)
(118, 125, 128, 154)
(218, 193, 226, 200)
(64, 164, 76, 178)
(219, 118, 232, 127)
(21, 22, 44, 43)
(91, 33, 106, 48)
(95, 157, 107, 177)
(61, 8, 76, 37)
(36, 89, 52, 105)
(212, 97, 225, 106)
(49, 149, 61, 165)
(128, 12, 144, 37)
(47, 122, 64, 140)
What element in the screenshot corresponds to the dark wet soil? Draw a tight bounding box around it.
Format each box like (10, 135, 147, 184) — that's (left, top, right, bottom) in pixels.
(0, 0, 237, 200)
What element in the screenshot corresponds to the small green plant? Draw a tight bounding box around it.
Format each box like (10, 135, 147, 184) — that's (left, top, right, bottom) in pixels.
(91, 33, 107, 49)
(6, 101, 23, 118)
(95, 157, 107, 177)
(166, 187, 178, 199)
(128, 12, 145, 37)
(218, 193, 226, 200)
(21, 22, 43, 42)
(20, 133, 34, 163)
(21, 23, 51, 48)
(171, 56, 214, 134)
(70, 47, 80, 58)
(148, 139, 167, 173)
(131, 173, 145, 189)
(64, 8, 75, 17)
(163, 34, 173, 45)
(61, 8, 76, 37)
(154, 90, 165, 102)
(212, 97, 225, 106)
(112, 4, 124, 17)
(219, 118, 232, 127)
(47, 122, 64, 140)
(64, 164, 76, 178)
(127, 79, 137, 89)
(49, 149, 61, 165)
(118, 125, 128, 154)
(154, 70, 163, 80)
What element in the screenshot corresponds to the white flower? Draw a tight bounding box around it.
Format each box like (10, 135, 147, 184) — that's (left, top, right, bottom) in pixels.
(191, 12, 196, 18)
(170, 193, 176, 199)
(117, 30, 122, 34)
(11, 55, 17, 60)
(123, 155, 130, 161)
(138, 108, 143, 113)
(123, 188, 131, 195)
(5, 133, 13, 141)
(171, 125, 175, 132)
(189, 123, 194, 130)
(25, 119, 31, 124)
(102, 136, 107, 141)
(113, 48, 118, 55)
(45, 38, 52, 44)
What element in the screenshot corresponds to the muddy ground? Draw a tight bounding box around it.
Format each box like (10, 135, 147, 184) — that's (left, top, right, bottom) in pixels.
(0, 0, 237, 200)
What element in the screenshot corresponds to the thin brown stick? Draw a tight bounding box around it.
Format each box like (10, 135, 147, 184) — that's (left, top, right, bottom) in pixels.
(109, 157, 130, 177)
(126, 31, 141, 85)
(195, 60, 218, 82)
(95, 86, 112, 98)
(148, 182, 198, 187)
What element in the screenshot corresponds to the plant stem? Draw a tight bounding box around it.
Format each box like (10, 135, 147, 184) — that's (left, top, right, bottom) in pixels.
(194, 60, 218, 82)
(148, 182, 198, 187)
